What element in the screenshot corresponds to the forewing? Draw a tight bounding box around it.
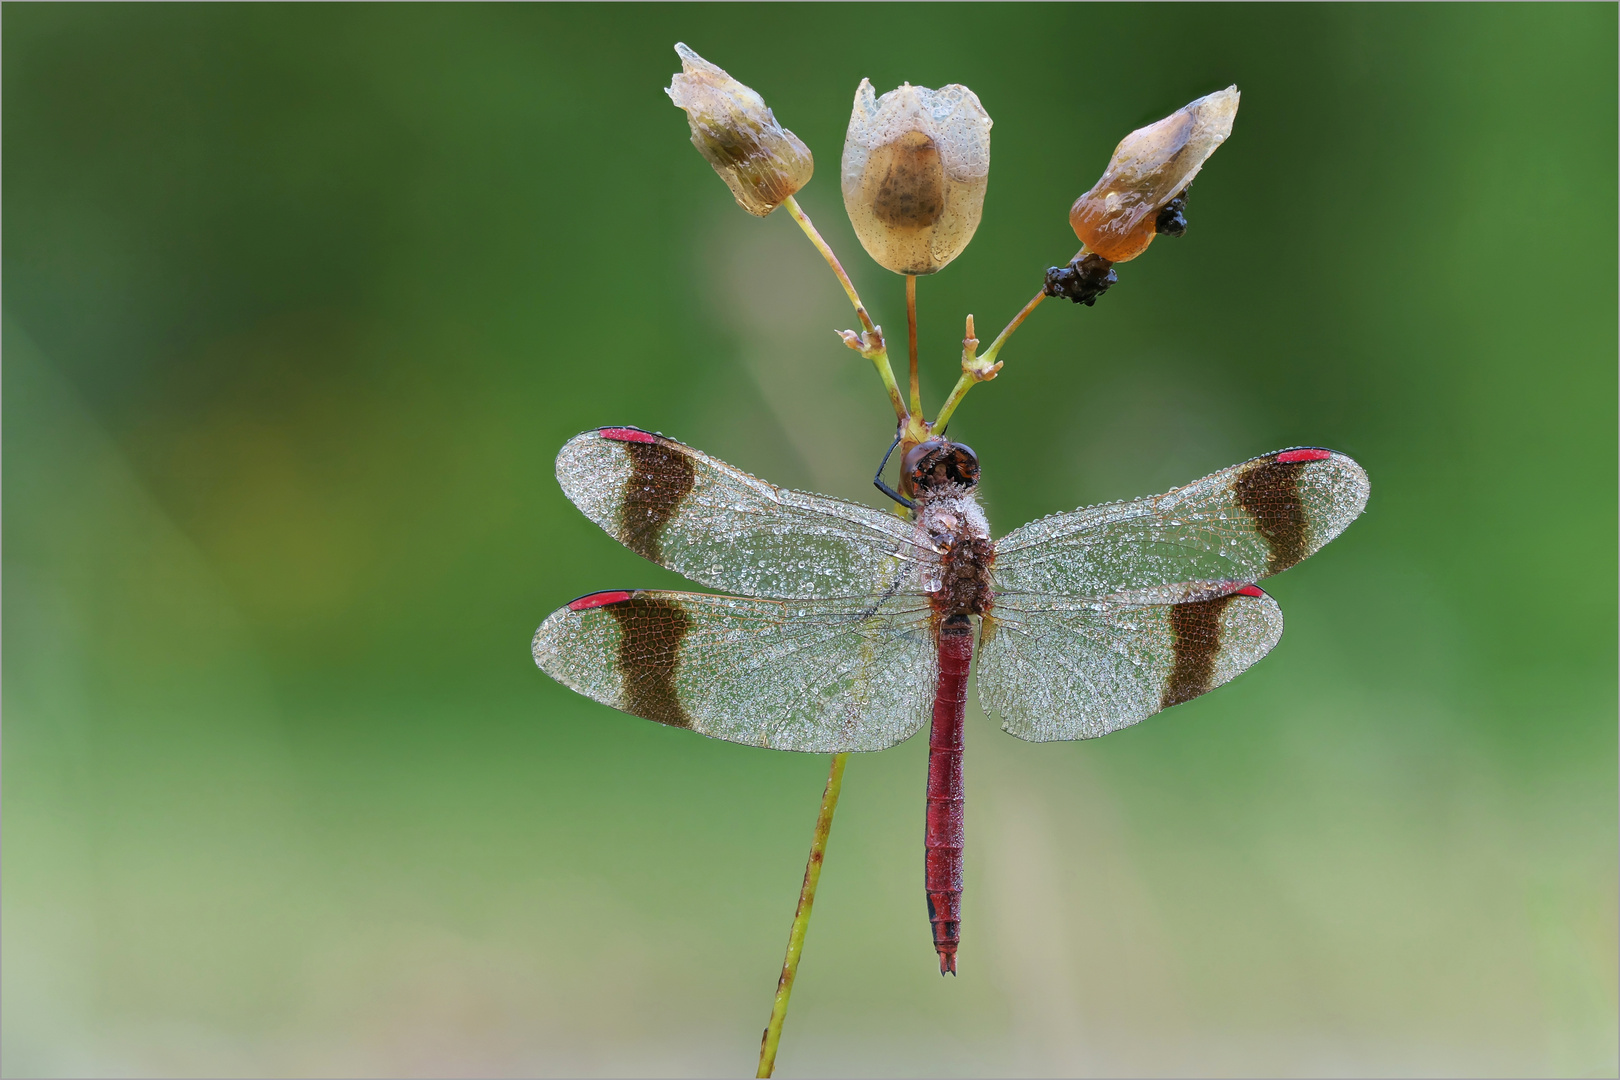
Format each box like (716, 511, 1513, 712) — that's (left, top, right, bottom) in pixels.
(978, 582, 1283, 742)
(993, 448, 1368, 599)
(556, 427, 937, 599)
(532, 589, 936, 752)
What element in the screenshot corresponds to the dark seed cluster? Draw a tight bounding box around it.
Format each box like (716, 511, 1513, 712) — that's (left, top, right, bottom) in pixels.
(1155, 185, 1190, 237)
(1043, 252, 1118, 306)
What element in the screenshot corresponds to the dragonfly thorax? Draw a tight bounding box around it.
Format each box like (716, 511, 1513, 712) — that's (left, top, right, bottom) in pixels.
(915, 486, 995, 620)
(904, 441, 994, 618)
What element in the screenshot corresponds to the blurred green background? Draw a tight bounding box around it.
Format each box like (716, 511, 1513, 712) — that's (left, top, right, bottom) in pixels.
(5, 4, 1615, 1077)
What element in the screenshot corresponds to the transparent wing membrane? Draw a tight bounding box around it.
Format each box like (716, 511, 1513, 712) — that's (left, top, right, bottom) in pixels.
(556, 428, 939, 600)
(978, 582, 1283, 741)
(532, 590, 937, 752)
(992, 449, 1369, 601)
(541, 435, 1367, 750)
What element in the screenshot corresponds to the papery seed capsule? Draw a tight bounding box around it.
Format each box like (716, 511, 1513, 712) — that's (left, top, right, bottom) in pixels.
(666, 43, 813, 217)
(841, 79, 992, 275)
(1069, 87, 1238, 262)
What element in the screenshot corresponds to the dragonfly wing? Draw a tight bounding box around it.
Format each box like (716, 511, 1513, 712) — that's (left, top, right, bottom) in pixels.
(533, 589, 937, 752)
(556, 427, 937, 599)
(978, 582, 1283, 741)
(993, 448, 1368, 598)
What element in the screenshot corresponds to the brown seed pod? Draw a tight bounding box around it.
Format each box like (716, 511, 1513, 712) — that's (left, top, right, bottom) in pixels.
(666, 43, 813, 217)
(1069, 87, 1239, 263)
(841, 80, 992, 276)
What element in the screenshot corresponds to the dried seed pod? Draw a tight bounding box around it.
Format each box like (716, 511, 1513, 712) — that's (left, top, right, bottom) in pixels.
(841, 79, 992, 275)
(666, 43, 813, 217)
(1069, 87, 1239, 262)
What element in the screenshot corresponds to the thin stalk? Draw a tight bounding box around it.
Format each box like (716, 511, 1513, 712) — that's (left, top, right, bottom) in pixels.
(906, 274, 921, 418)
(933, 372, 975, 435)
(757, 752, 849, 1079)
(933, 282, 1052, 432)
(982, 287, 1047, 368)
(781, 195, 907, 422)
(782, 195, 874, 334)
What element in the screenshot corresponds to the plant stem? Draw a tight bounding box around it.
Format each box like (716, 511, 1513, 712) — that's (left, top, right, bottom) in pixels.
(781, 195, 908, 422)
(933, 281, 1052, 431)
(906, 274, 921, 418)
(757, 752, 849, 1079)
(932, 372, 973, 434)
(982, 286, 1048, 368)
(782, 196, 875, 333)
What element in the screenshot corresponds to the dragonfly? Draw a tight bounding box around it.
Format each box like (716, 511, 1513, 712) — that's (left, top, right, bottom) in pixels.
(532, 425, 1369, 974)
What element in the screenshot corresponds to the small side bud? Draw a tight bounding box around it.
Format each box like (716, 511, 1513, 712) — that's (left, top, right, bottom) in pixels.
(1068, 87, 1238, 262)
(841, 80, 992, 275)
(1043, 253, 1117, 306)
(666, 43, 813, 217)
(959, 314, 999, 381)
(838, 324, 886, 359)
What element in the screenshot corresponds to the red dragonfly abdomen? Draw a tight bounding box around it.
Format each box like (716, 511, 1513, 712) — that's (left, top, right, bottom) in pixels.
(926, 615, 972, 975)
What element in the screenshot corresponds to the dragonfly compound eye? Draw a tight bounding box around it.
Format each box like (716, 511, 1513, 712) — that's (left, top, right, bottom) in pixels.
(904, 440, 980, 494)
(942, 443, 980, 488)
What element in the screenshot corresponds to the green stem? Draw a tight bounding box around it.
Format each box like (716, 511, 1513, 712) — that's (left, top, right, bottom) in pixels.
(868, 336, 910, 427)
(906, 274, 921, 418)
(933, 280, 1052, 431)
(982, 286, 1048, 368)
(781, 195, 908, 423)
(933, 371, 977, 434)
(782, 196, 873, 332)
(757, 752, 848, 1078)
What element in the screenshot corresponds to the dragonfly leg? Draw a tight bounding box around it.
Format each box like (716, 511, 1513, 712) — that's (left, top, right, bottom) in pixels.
(873, 428, 915, 510)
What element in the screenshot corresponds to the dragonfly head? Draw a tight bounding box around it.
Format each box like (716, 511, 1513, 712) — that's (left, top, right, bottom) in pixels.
(902, 439, 980, 499)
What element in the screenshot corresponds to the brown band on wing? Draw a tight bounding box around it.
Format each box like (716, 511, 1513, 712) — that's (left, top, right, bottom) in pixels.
(607, 594, 693, 728)
(1162, 593, 1238, 709)
(619, 439, 696, 563)
(1234, 458, 1310, 575)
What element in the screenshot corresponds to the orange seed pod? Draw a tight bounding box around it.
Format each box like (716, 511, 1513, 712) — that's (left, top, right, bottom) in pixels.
(1069, 86, 1239, 263)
